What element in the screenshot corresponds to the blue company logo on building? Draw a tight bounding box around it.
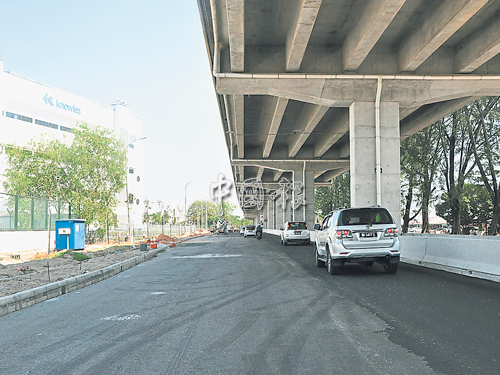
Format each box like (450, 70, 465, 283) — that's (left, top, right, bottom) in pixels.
(43, 93, 81, 115)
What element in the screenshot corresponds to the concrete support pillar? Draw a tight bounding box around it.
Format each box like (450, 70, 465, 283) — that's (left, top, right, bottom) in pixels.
(264, 197, 274, 229)
(271, 198, 276, 229)
(349, 101, 401, 225)
(292, 167, 315, 226)
(275, 198, 284, 229)
(265, 197, 272, 229)
(259, 201, 266, 226)
(284, 199, 291, 226)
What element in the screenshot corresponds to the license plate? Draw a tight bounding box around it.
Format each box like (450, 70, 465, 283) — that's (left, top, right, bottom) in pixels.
(294, 231, 301, 235)
(360, 232, 376, 238)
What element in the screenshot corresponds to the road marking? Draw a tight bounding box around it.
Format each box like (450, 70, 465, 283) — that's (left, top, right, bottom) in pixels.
(169, 254, 242, 259)
(102, 314, 141, 321)
(150, 292, 166, 295)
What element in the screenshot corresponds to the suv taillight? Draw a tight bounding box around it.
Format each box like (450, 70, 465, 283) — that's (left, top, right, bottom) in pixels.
(336, 230, 353, 239)
(384, 228, 399, 237)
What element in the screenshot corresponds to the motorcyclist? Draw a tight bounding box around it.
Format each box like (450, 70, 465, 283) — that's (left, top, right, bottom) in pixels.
(256, 223, 263, 239)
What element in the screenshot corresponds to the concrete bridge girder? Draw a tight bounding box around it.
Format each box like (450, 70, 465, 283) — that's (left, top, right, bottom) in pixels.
(216, 76, 500, 109)
(198, 0, 500, 228)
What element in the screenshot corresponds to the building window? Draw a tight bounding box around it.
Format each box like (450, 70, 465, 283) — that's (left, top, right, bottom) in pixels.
(6, 111, 33, 123)
(60, 126, 72, 133)
(129, 168, 134, 174)
(35, 119, 58, 130)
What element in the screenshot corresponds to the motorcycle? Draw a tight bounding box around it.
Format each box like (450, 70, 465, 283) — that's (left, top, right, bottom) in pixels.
(256, 231, 262, 241)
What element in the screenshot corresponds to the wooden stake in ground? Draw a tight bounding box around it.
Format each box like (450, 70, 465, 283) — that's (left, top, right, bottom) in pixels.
(43, 261, 50, 282)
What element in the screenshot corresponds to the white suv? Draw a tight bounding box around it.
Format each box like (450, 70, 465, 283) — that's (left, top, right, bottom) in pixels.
(314, 207, 400, 274)
(280, 222, 310, 246)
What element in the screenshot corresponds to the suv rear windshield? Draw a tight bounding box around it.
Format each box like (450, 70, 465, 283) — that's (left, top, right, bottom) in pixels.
(247, 226, 256, 230)
(287, 222, 307, 230)
(338, 208, 394, 226)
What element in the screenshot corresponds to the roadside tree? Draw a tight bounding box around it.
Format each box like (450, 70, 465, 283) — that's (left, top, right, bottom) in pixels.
(314, 171, 350, 221)
(468, 97, 500, 234)
(437, 110, 478, 234)
(4, 123, 127, 233)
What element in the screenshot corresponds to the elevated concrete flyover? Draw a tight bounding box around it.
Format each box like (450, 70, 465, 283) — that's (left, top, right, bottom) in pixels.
(197, 0, 500, 227)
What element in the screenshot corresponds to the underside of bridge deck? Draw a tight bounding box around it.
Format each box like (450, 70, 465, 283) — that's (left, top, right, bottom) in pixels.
(198, 0, 500, 224)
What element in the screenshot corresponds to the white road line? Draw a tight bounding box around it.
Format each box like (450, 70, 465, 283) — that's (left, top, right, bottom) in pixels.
(102, 314, 142, 321)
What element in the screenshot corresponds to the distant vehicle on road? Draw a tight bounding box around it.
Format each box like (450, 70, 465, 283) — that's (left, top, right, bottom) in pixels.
(216, 219, 228, 234)
(314, 207, 400, 275)
(244, 225, 256, 238)
(280, 222, 310, 246)
(240, 226, 246, 235)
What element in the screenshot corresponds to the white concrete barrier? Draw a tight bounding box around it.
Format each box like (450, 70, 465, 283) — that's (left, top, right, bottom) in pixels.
(400, 234, 500, 283)
(264, 229, 318, 242)
(398, 235, 427, 266)
(266, 231, 500, 282)
(264, 229, 281, 236)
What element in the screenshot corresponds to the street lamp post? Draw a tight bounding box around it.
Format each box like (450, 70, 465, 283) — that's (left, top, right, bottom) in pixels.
(160, 201, 164, 234)
(184, 180, 195, 228)
(126, 136, 147, 242)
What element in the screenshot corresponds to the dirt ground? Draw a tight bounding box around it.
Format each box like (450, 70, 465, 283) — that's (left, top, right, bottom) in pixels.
(0, 244, 155, 298)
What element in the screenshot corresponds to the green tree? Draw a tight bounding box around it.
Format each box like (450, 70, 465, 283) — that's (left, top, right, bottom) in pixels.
(186, 200, 239, 228)
(438, 110, 478, 234)
(4, 123, 127, 231)
(468, 97, 500, 234)
(401, 124, 441, 233)
(314, 171, 350, 221)
(187, 200, 218, 228)
(436, 184, 492, 229)
(67, 123, 127, 229)
(4, 137, 70, 252)
(4, 137, 68, 200)
(400, 135, 421, 233)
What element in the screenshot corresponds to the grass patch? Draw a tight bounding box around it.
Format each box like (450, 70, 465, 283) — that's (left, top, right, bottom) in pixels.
(54, 250, 91, 262)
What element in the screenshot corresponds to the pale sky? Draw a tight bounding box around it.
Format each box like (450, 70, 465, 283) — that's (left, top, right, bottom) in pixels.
(0, 0, 241, 215)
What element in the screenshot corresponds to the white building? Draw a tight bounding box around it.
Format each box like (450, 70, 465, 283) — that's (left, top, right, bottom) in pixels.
(0, 60, 145, 229)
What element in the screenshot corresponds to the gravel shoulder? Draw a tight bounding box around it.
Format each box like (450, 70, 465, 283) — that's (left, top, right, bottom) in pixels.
(0, 245, 147, 298)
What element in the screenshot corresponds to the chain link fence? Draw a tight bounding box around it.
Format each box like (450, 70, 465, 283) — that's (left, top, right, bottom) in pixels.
(87, 224, 199, 245)
(0, 192, 203, 247)
(0, 193, 73, 231)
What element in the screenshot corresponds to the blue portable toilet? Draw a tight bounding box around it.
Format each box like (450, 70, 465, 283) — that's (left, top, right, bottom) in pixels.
(55, 219, 86, 251)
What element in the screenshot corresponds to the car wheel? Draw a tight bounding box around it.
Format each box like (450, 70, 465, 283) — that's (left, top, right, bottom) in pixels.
(384, 262, 398, 274)
(315, 245, 325, 268)
(327, 251, 340, 275)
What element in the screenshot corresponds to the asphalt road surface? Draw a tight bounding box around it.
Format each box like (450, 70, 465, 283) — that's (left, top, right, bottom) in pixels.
(1, 233, 499, 375)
